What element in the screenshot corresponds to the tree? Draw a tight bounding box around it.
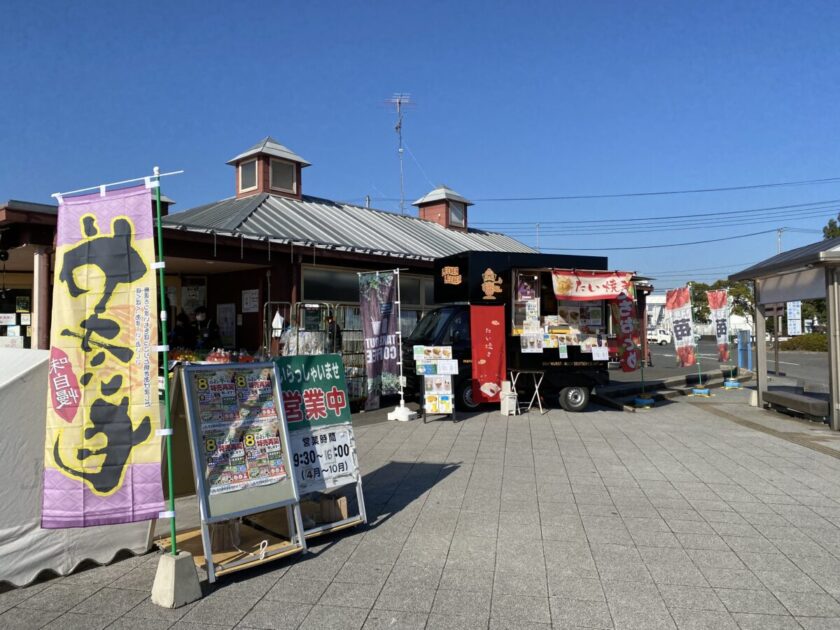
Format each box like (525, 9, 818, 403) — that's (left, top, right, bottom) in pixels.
(823, 214, 840, 239)
(684, 279, 754, 326)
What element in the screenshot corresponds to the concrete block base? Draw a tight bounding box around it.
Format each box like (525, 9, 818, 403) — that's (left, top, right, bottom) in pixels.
(388, 404, 417, 422)
(151, 551, 203, 609)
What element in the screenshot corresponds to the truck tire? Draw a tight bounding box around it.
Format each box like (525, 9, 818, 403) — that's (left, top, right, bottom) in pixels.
(456, 380, 480, 411)
(560, 386, 590, 412)
(659, 340, 667, 346)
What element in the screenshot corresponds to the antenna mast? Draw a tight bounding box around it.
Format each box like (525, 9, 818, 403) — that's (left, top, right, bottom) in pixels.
(387, 93, 412, 214)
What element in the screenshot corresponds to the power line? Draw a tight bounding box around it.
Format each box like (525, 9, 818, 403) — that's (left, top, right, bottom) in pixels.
(539, 228, 778, 251)
(474, 198, 840, 227)
(364, 175, 840, 204)
(642, 261, 759, 274)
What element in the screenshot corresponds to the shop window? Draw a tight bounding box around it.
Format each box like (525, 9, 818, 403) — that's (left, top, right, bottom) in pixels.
(400, 275, 421, 305)
(270, 159, 296, 193)
(239, 160, 257, 191)
(422, 277, 434, 305)
(303, 268, 359, 303)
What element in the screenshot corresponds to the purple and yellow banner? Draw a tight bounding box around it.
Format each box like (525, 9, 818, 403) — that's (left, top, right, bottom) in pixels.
(42, 185, 163, 528)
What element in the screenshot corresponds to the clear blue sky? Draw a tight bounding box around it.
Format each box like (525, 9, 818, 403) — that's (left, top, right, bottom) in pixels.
(4, 0, 840, 290)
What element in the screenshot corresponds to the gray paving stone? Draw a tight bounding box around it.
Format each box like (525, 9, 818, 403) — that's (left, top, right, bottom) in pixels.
(669, 607, 739, 629)
(361, 609, 428, 629)
(333, 561, 392, 587)
(774, 590, 840, 616)
(15, 583, 101, 613)
(489, 618, 551, 630)
(238, 599, 312, 629)
(106, 617, 177, 630)
(264, 577, 330, 604)
(797, 617, 840, 630)
(374, 584, 436, 613)
(70, 587, 148, 618)
(699, 567, 764, 590)
(547, 575, 605, 601)
(42, 612, 117, 630)
(0, 607, 61, 630)
(425, 612, 487, 629)
(431, 588, 491, 621)
(491, 592, 551, 624)
(659, 585, 725, 612)
(319, 581, 382, 609)
(122, 596, 197, 622)
(714, 588, 787, 615)
(177, 597, 254, 627)
(550, 596, 613, 628)
(732, 613, 803, 630)
(298, 604, 368, 630)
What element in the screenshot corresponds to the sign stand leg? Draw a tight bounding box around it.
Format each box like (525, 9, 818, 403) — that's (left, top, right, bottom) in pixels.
(355, 476, 368, 525)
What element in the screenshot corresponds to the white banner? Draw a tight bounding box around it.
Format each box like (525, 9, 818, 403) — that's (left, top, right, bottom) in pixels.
(289, 423, 358, 493)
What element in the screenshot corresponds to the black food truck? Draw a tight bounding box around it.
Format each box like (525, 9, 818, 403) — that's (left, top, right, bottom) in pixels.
(404, 251, 642, 412)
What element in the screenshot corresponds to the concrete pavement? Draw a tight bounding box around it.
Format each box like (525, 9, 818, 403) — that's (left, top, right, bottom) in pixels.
(5, 392, 840, 628)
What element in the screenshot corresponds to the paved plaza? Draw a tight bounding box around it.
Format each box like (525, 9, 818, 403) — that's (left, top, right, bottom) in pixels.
(6, 391, 840, 629)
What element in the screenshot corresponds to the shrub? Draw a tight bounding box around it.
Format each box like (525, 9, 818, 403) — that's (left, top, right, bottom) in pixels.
(780, 333, 827, 352)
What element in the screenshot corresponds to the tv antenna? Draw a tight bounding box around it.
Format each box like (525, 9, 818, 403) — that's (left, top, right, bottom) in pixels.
(386, 93, 413, 213)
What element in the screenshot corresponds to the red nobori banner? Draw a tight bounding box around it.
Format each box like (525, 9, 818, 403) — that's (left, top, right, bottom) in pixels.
(706, 289, 730, 362)
(469, 305, 506, 403)
(665, 287, 697, 367)
(611, 293, 640, 372)
(552, 270, 635, 301)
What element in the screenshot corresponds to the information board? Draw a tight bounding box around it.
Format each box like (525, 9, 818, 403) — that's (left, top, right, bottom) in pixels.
(181, 363, 300, 521)
(414, 346, 457, 418)
(275, 354, 361, 494)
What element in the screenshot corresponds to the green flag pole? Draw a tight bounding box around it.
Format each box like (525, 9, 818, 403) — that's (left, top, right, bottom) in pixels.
(153, 166, 177, 556)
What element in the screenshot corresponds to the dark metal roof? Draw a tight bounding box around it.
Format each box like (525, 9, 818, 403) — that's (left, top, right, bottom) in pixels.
(226, 137, 310, 167)
(163, 193, 536, 261)
(729, 236, 840, 281)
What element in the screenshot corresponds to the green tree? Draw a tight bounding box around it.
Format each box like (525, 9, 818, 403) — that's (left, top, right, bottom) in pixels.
(823, 214, 840, 239)
(685, 279, 754, 326)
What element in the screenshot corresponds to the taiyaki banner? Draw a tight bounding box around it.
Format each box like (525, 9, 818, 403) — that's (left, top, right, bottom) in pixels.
(470, 305, 506, 403)
(552, 270, 634, 301)
(706, 289, 730, 362)
(610, 292, 641, 372)
(42, 185, 163, 528)
(665, 287, 697, 367)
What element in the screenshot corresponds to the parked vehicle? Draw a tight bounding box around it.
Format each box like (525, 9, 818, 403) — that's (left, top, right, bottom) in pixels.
(647, 328, 672, 345)
(404, 251, 643, 412)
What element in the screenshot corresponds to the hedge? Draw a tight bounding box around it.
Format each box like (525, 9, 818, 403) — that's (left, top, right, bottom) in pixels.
(780, 333, 827, 352)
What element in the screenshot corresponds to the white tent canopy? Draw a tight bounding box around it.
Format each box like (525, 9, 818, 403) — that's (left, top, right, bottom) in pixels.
(0, 349, 151, 587)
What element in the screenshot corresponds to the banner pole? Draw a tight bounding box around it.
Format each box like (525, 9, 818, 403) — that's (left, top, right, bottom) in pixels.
(153, 166, 178, 556)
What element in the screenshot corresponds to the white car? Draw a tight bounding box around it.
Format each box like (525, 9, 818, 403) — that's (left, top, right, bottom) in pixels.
(647, 328, 672, 345)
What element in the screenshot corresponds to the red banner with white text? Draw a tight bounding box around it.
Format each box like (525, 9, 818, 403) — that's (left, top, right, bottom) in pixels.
(706, 289, 730, 362)
(665, 287, 697, 367)
(470, 305, 506, 403)
(610, 292, 641, 372)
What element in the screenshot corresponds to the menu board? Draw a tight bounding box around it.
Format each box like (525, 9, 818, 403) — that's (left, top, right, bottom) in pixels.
(181, 363, 300, 520)
(414, 346, 457, 415)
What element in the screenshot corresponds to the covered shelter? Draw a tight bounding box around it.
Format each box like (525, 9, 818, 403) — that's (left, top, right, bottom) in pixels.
(730, 236, 840, 429)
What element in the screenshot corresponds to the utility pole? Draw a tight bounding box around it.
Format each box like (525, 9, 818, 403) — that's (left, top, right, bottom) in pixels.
(386, 93, 412, 214)
(777, 227, 783, 254)
(536, 223, 541, 252)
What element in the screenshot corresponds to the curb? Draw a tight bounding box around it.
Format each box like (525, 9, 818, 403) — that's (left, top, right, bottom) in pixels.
(595, 372, 755, 412)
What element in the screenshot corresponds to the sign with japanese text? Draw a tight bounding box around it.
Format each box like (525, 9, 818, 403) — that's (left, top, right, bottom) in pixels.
(552, 270, 634, 301)
(289, 424, 358, 493)
(187, 366, 287, 496)
(665, 287, 697, 367)
(787, 300, 802, 337)
(359, 271, 399, 410)
(275, 354, 351, 432)
(707, 289, 731, 361)
(470, 305, 506, 403)
(610, 292, 640, 372)
(42, 185, 163, 528)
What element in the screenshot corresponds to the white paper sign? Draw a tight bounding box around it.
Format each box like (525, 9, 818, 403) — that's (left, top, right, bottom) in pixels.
(289, 424, 358, 493)
(592, 346, 610, 361)
(0, 314, 15, 326)
(241, 289, 260, 314)
(436, 359, 459, 375)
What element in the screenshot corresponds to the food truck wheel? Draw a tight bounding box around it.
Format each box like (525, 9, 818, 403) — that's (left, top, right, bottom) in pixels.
(560, 386, 590, 412)
(456, 380, 480, 411)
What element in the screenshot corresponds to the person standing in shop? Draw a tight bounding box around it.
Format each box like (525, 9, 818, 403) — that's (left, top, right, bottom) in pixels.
(193, 306, 221, 350)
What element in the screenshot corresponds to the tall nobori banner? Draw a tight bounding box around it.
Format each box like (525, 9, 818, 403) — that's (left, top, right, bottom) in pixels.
(707, 289, 730, 362)
(359, 271, 399, 410)
(42, 186, 163, 528)
(665, 287, 697, 367)
(610, 292, 640, 372)
(469, 305, 506, 403)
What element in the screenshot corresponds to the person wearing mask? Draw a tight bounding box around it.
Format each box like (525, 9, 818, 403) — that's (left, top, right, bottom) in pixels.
(193, 306, 221, 350)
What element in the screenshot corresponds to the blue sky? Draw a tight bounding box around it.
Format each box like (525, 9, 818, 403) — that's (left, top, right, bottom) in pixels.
(4, 0, 840, 290)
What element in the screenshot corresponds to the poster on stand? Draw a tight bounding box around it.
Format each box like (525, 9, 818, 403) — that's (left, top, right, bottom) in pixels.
(707, 289, 731, 361)
(470, 305, 505, 403)
(274, 354, 360, 494)
(359, 271, 399, 410)
(665, 287, 697, 367)
(42, 185, 163, 528)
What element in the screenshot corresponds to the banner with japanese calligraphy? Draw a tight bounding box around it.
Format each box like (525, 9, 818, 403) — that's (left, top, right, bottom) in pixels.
(665, 287, 697, 367)
(359, 271, 399, 410)
(610, 292, 641, 372)
(470, 305, 506, 403)
(42, 185, 163, 528)
(552, 270, 635, 301)
(275, 354, 359, 494)
(706, 290, 730, 362)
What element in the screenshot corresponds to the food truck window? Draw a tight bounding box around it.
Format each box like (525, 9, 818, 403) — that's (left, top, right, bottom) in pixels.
(444, 310, 469, 344)
(513, 270, 542, 333)
(407, 306, 455, 344)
